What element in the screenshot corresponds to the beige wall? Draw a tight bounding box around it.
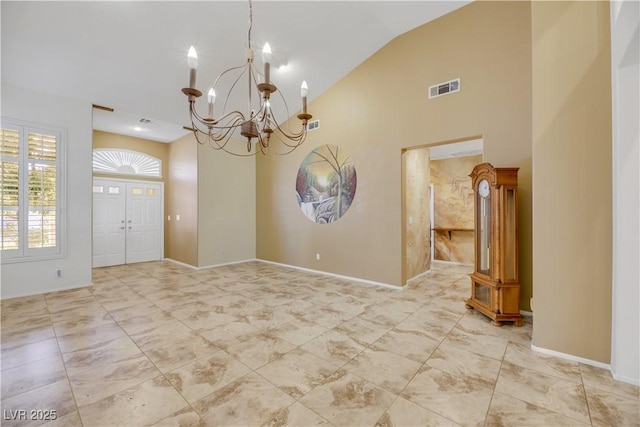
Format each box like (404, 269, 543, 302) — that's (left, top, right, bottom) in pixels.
(531, 1, 612, 363)
(166, 134, 198, 266)
(256, 1, 532, 305)
(197, 143, 256, 267)
(403, 147, 431, 280)
(92, 130, 169, 182)
(431, 155, 481, 264)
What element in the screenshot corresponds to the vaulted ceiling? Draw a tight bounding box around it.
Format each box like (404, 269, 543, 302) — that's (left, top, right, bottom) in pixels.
(2, 1, 471, 142)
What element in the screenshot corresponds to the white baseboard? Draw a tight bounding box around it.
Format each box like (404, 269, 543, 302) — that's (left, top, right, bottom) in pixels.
(163, 257, 256, 271)
(1, 282, 92, 301)
(407, 268, 432, 283)
(610, 370, 640, 387)
(520, 310, 533, 317)
(531, 343, 611, 371)
(256, 258, 403, 291)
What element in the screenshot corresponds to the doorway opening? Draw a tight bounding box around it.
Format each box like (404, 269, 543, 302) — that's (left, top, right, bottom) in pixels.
(402, 137, 483, 284)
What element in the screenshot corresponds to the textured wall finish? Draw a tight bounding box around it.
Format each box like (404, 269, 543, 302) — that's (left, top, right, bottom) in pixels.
(404, 148, 431, 280)
(430, 155, 481, 263)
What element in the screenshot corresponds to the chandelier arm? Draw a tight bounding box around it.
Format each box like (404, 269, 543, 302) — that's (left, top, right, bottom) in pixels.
(190, 110, 245, 145)
(192, 116, 256, 157)
(272, 122, 307, 143)
(265, 132, 306, 155)
(189, 100, 249, 133)
(215, 63, 251, 114)
(264, 90, 309, 143)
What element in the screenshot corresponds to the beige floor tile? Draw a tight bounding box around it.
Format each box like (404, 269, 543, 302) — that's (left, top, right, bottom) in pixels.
(0, 337, 60, 371)
(370, 326, 440, 364)
(299, 370, 396, 427)
(66, 351, 161, 407)
(0, 322, 56, 351)
(257, 347, 340, 399)
(401, 365, 495, 426)
(377, 395, 461, 426)
(62, 335, 142, 368)
(55, 322, 129, 354)
(443, 321, 510, 361)
(335, 316, 391, 346)
(165, 350, 251, 404)
(586, 386, 640, 427)
(580, 363, 640, 400)
(495, 361, 591, 424)
(150, 407, 204, 427)
(301, 329, 366, 366)
(1, 294, 48, 319)
(280, 402, 334, 426)
(51, 310, 115, 337)
(193, 372, 296, 426)
(485, 392, 590, 426)
(268, 317, 329, 346)
(302, 306, 358, 328)
(0, 379, 76, 427)
(0, 356, 66, 400)
(225, 331, 296, 370)
(1, 312, 52, 335)
(344, 347, 422, 394)
(197, 320, 260, 350)
(40, 410, 83, 427)
(504, 341, 582, 381)
(78, 376, 189, 427)
(425, 342, 502, 387)
(2, 261, 638, 427)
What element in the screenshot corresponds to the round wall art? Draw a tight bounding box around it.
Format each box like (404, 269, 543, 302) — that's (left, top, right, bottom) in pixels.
(295, 144, 357, 224)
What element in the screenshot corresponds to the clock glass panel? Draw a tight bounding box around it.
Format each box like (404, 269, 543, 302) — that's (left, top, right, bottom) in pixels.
(477, 183, 491, 275)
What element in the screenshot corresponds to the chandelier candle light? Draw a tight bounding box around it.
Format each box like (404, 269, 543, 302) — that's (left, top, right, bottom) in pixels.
(181, 0, 312, 155)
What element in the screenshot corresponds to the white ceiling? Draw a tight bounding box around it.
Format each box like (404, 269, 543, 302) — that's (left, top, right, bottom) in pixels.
(2, 1, 472, 143)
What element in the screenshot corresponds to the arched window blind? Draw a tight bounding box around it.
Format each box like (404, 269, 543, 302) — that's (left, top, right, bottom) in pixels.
(92, 149, 161, 177)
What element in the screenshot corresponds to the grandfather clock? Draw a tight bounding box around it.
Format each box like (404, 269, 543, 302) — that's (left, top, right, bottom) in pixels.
(466, 163, 521, 326)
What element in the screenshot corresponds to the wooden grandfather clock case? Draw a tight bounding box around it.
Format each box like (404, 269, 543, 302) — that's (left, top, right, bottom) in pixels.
(466, 163, 522, 326)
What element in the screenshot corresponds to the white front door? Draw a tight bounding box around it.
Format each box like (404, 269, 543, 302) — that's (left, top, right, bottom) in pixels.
(125, 182, 163, 264)
(92, 179, 163, 267)
(92, 180, 127, 268)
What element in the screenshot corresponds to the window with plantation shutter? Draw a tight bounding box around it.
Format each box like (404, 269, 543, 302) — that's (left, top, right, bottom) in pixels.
(1, 119, 64, 261)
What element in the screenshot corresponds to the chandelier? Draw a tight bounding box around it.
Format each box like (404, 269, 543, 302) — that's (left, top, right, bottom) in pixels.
(181, 0, 312, 155)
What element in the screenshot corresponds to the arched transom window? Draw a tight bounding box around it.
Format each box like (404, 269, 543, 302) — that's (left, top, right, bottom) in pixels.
(92, 149, 161, 177)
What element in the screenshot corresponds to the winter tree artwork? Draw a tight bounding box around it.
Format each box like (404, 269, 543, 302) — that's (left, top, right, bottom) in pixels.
(296, 145, 357, 224)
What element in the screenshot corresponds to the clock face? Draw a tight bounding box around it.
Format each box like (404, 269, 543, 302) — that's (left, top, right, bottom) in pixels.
(478, 179, 490, 198)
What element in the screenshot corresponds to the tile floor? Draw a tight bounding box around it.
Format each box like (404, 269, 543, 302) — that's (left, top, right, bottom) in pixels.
(1, 261, 638, 426)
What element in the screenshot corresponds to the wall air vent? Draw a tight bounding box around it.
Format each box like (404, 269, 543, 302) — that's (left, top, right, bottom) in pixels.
(428, 78, 460, 99)
(308, 119, 320, 131)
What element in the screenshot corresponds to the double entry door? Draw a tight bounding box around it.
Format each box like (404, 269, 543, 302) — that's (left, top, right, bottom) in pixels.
(92, 178, 163, 268)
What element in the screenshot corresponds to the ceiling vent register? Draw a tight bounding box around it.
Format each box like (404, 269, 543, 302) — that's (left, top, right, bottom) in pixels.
(428, 78, 460, 99)
(308, 120, 320, 132)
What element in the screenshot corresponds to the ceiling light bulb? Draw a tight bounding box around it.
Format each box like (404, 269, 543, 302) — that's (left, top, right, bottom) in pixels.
(207, 88, 216, 104)
(262, 43, 272, 64)
(300, 81, 308, 98)
(187, 46, 198, 69)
